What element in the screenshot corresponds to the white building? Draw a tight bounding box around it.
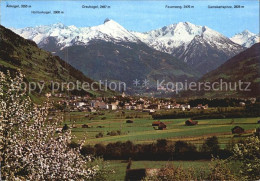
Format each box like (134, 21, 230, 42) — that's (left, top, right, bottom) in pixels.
(75, 102, 86, 107)
(108, 104, 117, 110)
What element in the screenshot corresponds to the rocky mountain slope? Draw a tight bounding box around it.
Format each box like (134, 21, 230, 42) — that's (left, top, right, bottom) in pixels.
(183, 43, 260, 98)
(55, 40, 200, 88)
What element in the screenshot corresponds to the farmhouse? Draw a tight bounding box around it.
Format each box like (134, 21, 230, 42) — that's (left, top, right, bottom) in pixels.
(185, 119, 198, 126)
(158, 122, 167, 130)
(152, 121, 167, 130)
(81, 124, 89, 128)
(126, 120, 134, 123)
(231, 126, 244, 134)
(152, 121, 161, 126)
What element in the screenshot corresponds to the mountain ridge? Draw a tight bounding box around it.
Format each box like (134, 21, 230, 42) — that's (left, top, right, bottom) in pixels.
(181, 43, 260, 98)
(0, 25, 113, 100)
(12, 20, 246, 74)
(133, 22, 245, 73)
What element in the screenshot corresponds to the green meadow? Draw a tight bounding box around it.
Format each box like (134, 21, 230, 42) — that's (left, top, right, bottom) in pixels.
(63, 110, 259, 146)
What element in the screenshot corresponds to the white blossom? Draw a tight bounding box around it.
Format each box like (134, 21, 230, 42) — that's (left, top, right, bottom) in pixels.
(0, 71, 99, 180)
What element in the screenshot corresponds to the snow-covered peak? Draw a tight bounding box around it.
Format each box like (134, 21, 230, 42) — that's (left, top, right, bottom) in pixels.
(133, 22, 233, 54)
(104, 18, 111, 24)
(241, 30, 255, 36)
(230, 30, 259, 48)
(90, 20, 138, 41)
(51, 22, 66, 29)
(102, 19, 122, 27)
(132, 22, 203, 51)
(143, 22, 203, 44)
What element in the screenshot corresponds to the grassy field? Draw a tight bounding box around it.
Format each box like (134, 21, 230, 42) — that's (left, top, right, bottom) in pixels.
(63, 110, 259, 147)
(106, 160, 211, 181)
(62, 110, 256, 180)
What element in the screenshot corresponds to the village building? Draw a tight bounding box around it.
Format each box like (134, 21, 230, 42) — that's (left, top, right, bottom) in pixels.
(75, 102, 86, 108)
(143, 109, 155, 113)
(87, 107, 96, 112)
(125, 105, 132, 110)
(174, 104, 180, 109)
(130, 106, 137, 110)
(196, 104, 208, 109)
(239, 102, 246, 107)
(181, 104, 190, 109)
(148, 104, 161, 110)
(108, 103, 117, 110)
(196, 104, 203, 109)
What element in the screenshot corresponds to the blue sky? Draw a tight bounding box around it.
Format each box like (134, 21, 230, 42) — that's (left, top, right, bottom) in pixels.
(1, 0, 259, 37)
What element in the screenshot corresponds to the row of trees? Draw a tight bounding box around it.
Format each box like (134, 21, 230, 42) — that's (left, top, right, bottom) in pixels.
(152, 104, 260, 120)
(188, 98, 254, 107)
(79, 137, 232, 160)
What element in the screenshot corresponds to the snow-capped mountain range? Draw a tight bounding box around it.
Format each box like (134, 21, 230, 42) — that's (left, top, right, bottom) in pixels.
(230, 30, 259, 48)
(132, 22, 244, 68)
(11, 19, 256, 74)
(134, 22, 234, 54)
(11, 19, 140, 50)
(12, 19, 255, 51)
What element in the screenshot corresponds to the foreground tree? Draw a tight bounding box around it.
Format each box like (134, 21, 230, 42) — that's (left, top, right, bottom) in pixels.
(232, 136, 260, 180)
(0, 71, 99, 180)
